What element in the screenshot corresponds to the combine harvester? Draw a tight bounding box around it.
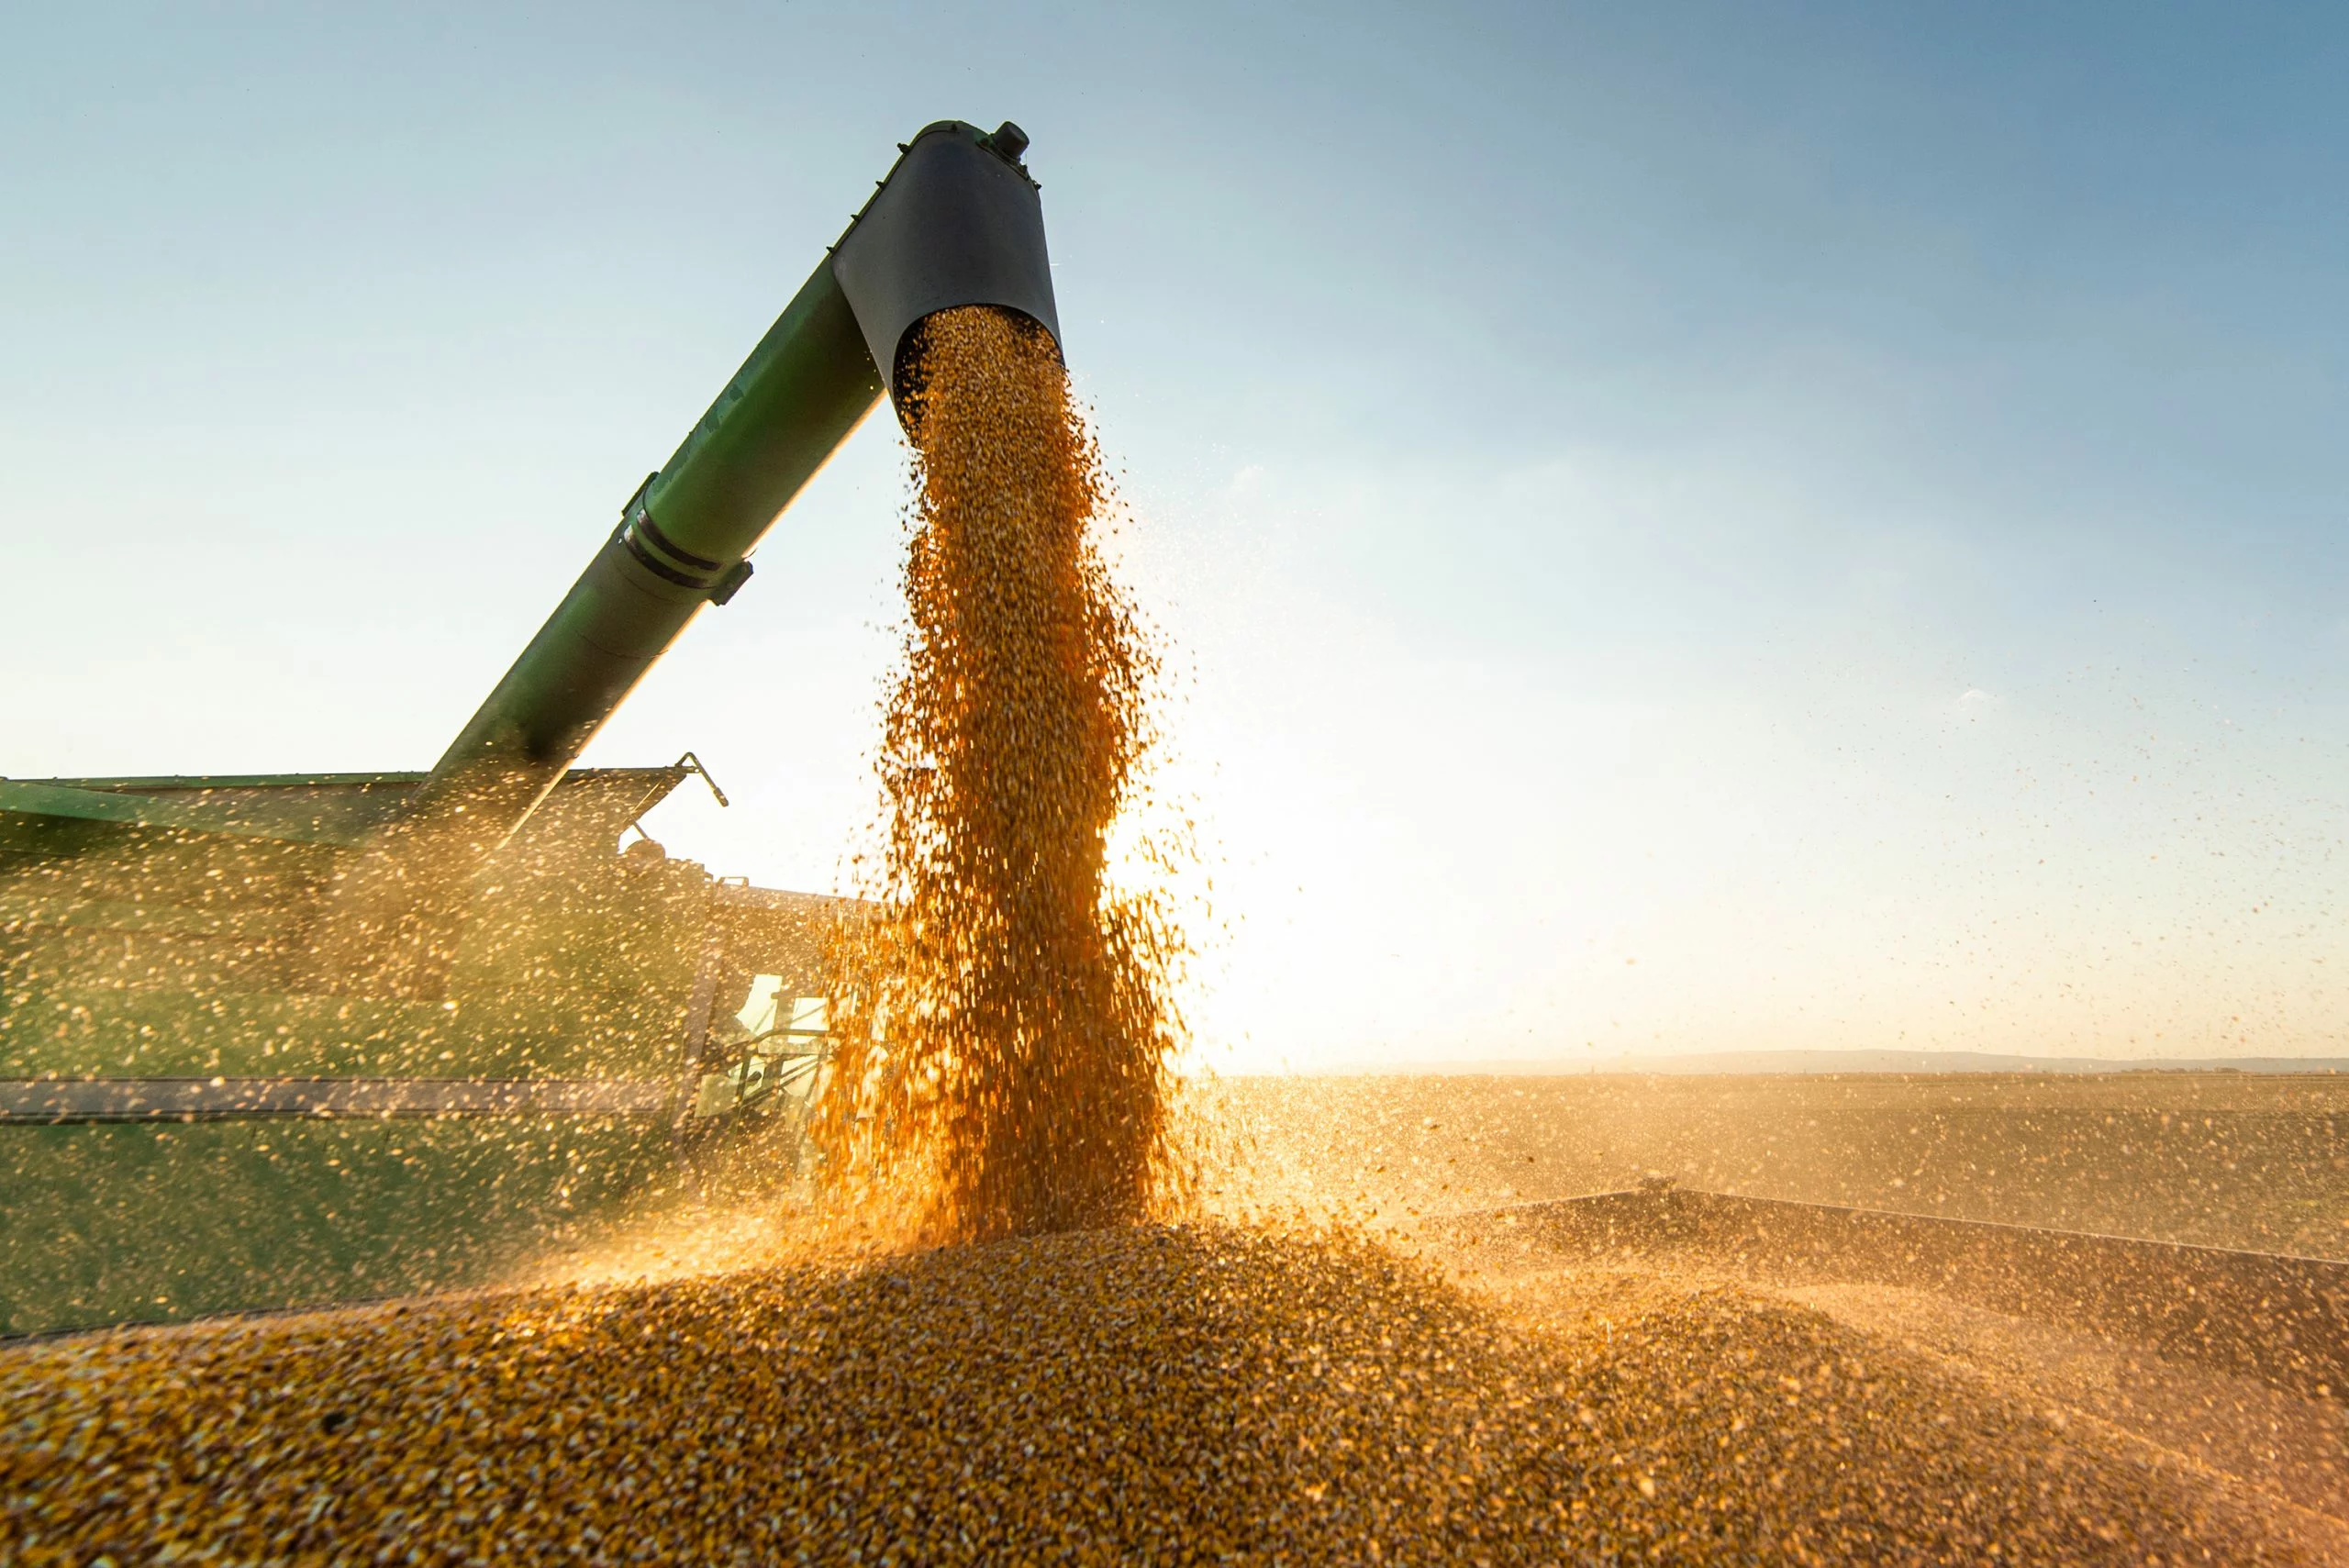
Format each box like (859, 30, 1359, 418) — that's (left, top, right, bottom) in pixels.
(0, 120, 1061, 1335)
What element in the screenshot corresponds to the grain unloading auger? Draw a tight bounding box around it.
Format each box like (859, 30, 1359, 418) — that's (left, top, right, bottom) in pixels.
(318, 117, 1064, 997)
(0, 120, 1062, 1334)
(406, 117, 1060, 873)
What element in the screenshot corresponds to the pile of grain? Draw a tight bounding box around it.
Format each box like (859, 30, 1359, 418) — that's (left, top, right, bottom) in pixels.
(815, 305, 1185, 1245)
(0, 1224, 2312, 1563)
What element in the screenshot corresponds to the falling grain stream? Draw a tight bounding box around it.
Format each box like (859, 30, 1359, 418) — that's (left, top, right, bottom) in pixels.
(813, 305, 1182, 1246)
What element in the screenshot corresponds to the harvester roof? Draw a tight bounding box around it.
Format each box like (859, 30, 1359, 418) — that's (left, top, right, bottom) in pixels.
(0, 764, 690, 853)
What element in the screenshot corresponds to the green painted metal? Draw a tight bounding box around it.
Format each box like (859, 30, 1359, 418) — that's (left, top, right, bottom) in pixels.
(406, 261, 885, 856)
(401, 119, 1059, 865)
(0, 779, 360, 847)
(0, 767, 693, 852)
(0, 1117, 684, 1335)
(640, 265, 887, 569)
(18, 772, 432, 791)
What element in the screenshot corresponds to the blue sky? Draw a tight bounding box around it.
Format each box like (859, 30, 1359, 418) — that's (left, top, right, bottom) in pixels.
(6, 4, 2346, 1066)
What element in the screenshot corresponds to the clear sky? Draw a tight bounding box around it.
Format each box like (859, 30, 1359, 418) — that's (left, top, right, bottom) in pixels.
(6, 4, 2346, 1070)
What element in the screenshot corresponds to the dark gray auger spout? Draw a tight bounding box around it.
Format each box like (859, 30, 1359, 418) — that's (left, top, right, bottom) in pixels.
(408, 119, 1061, 860)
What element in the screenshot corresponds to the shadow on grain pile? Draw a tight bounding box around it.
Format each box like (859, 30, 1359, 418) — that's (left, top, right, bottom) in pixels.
(4, 1222, 2332, 1564)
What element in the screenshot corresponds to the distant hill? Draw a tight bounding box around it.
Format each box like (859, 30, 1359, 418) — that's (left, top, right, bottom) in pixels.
(1306, 1050, 2349, 1077)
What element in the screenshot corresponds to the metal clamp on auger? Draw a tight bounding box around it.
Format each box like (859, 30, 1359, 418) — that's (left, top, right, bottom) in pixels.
(618, 477, 729, 593)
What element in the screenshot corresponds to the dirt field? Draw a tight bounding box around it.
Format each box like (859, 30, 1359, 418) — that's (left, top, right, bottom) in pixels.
(1203, 1072, 2349, 1258)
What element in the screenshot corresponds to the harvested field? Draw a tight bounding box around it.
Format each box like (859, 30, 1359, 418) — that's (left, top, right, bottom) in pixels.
(1209, 1072, 2349, 1257)
(3, 1222, 2332, 1564)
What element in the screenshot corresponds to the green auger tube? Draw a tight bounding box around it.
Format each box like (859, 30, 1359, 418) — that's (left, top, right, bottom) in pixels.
(408, 119, 1056, 860)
